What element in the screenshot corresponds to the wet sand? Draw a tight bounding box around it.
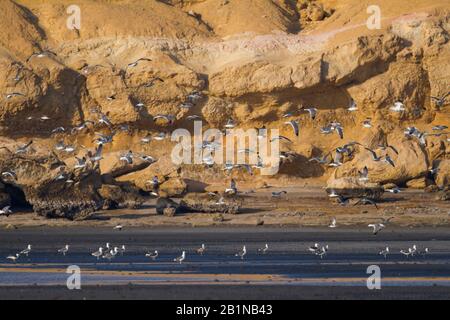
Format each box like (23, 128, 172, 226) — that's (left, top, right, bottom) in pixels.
(0, 187, 449, 228)
(0, 226, 449, 299)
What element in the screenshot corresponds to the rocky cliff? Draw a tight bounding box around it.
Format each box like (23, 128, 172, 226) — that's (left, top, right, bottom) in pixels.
(0, 0, 449, 219)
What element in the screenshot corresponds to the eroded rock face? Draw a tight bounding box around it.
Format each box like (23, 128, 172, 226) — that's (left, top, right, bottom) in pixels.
(0, 0, 448, 220)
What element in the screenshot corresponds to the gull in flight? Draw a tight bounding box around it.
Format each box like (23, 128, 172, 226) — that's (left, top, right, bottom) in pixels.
(119, 151, 133, 164)
(0, 206, 12, 217)
(90, 144, 103, 162)
(379, 246, 389, 259)
(146, 250, 159, 260)
(272, 191, 287, 198)
(126, 58, 152, 69)
(271, 136, 293, 144)
(91, 247, 103, 260)
(390, 101, 405, 112)
(97, 112, 113, 127)
(329, 217, 337, 228)
(225, 179, 237, 195)
(71, 121, 94, 134)
(368, 223, 385, 235)
(2, 171, 17, 180)
(365, 147, 382, 162)
(378, 143, 399, 155)
(58, 245, 70, 256)
(26, 50, 57, 62)
(186, 115, 202, 121)
(362, 118, 372, 128)
(224, 119, 235, 129)
(309, 154, 329, 165)
(51, 127, 65, 134)
(15, 141, 33, 154)
(383, 155, 395, 167)
(140, 155, 156, 163)
(328, 189, 339, 198)
(113, 224, 123, 231)
(174, 251, 186, 264)
(385, 185, 401, 194)
(179, 102, 194, 109)
(144, 77, 164, 88)
(284, 120, 299, 137)
(153, 132, 167, 141)
(196, 244, 206, 255)
(348, 99, 358, 111)
(153, 114, 174, 125)
(358, 166, 369, 182)
(5, 92, 25, 99)
(235, 245, 247, 260)
(258, 244, 269, 254)
(20, 245, 32, 256)
(302, 107, 317, 120)
(328, 150, 343, 167)
(430, 92, 449, 108)
(432, 125, 448, 131)
(74, 157, 87, 169)
(355, 198, 378, 209)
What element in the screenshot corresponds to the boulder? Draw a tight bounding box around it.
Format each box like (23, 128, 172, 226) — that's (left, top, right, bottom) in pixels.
(435, 160, 450, 188)
(97, 184, 145, 209)
(159, 178, 187, 197)
(326, 177, 384, 200)
(156, 197, 180, 215)
(179, 193, 240, 214)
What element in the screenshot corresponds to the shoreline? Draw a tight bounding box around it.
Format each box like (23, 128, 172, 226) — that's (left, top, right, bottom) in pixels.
(1, 187, 448, 229)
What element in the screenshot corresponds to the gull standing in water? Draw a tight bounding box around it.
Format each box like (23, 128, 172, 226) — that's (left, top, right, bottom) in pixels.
(258, 244, 269, 254)
(196, 244, 206, 255)
(7, 254, 20, 262)
(235, 246, 247, 260)
(58, 245, 69, 256)
(308, 243, 320, 254)
(92, 247, 103, 260)
(317, 245, 329, 259)
(145, 250, 159, 260)
(379, 247, 390, 259)
(174, 251, 186, 264)
(20, 245, 32, 256)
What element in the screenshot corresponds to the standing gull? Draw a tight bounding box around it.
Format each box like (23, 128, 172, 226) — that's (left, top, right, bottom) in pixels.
(58, 245, 70, 256)
(145, 250, 159, 260)
(174, 251, 186, 264)
(235, 245, 247, 260)
(258, 244, 269, 254)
